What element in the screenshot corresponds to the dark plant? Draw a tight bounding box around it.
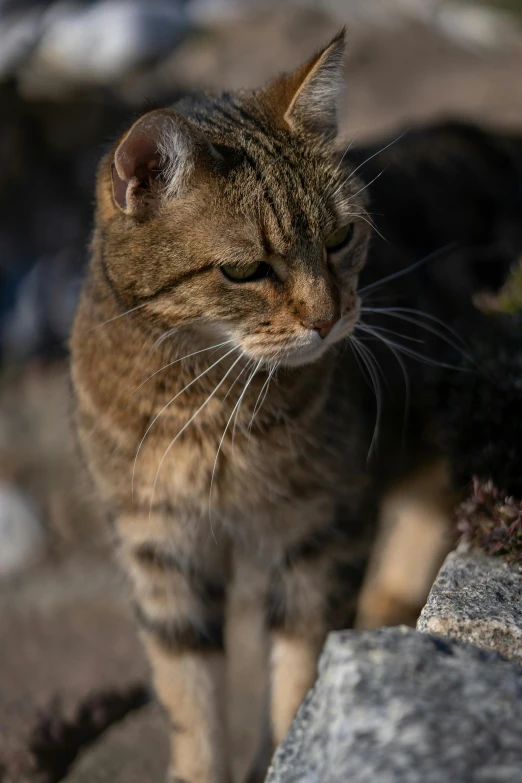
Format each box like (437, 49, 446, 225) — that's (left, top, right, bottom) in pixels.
(457, 477, 522, 564)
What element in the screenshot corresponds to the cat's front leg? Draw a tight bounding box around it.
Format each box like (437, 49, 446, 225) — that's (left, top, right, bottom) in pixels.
(118, 511, 232, 783)
(266, 517, 372, 749)
(266, 556, 328, 749)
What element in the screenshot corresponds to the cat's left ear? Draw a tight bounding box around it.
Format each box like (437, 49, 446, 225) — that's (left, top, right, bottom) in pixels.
(110, 108, 218, 216)
(264, 29, 346, 141)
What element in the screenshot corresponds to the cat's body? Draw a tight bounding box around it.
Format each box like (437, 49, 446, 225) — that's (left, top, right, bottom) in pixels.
(71, 32, 391, 783)
(73, 258, 381, 773)
(70, 31, 522, 783)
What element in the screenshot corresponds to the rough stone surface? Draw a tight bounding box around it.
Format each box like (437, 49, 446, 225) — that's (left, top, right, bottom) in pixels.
(0, 554, 148, 783)
(62, 704, 168, 783)
(417, 550, 522, 664)
(266, 626, 522, 783)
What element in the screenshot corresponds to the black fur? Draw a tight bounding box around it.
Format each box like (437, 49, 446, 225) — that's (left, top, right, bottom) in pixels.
(345, 122, 522, 488)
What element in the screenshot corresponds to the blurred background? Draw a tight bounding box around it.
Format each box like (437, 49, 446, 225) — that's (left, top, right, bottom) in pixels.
(1, 1, 522, 781)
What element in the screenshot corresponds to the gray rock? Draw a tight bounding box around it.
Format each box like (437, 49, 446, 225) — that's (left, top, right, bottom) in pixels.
(417, 550, 522, 664)
(266, 626, 522, 783)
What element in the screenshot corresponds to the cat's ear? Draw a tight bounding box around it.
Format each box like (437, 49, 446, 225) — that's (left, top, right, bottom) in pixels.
(111, 109, 216, 215)
(265, 29, 346, 140)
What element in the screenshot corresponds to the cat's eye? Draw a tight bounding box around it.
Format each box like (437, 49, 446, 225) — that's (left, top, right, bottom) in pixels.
(325, 224, 354, 253)
(221, 261, 273, 283)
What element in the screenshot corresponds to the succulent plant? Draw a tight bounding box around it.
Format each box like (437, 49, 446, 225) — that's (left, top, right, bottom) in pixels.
(457, 477, 522, 564)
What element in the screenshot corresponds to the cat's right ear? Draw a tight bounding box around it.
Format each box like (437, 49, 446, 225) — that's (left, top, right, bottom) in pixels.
(110, 109, 216, 216)
(263, 29, 346, 141)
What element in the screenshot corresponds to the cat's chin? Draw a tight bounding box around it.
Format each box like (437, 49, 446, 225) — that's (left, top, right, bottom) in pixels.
(260, 332, 350, 367)
(281, 319, 358, 367)
(237, 315, 358, 367)
(278, 342, 332, 367)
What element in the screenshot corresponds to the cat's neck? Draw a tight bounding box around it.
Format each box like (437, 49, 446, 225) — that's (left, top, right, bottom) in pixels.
(85, 262, 332, 428)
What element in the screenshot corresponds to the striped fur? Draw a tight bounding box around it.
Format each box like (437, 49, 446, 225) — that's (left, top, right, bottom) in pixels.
(71, 31, 388, 783)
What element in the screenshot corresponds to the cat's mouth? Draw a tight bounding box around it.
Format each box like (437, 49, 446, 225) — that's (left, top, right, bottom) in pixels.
(240, 310, 359, 367)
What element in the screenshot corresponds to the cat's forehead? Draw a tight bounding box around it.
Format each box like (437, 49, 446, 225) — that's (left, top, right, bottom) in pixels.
(182, 95, 336, 246)
(182, 92, 332, 178)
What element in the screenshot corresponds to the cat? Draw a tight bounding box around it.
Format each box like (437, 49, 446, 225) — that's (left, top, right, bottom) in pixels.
(70, 29, 455, 783)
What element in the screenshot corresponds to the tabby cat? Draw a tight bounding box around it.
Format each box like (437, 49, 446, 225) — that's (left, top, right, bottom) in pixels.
(71, 31, 432, 782)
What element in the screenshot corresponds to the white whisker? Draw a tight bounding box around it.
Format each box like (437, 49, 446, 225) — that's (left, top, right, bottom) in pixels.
(89, 303, 148, 331)
(208, 357, 260, 527)
(223, 359, 254, 402)
(249, 361, 279, 433)
(232, 359, 263, 447)
(359, 327, 470, 372)
(341, 131, 406, 191)
(132, 340, 234, 395)
(149, 354, 244, 535)
(340, 166, 388, 203)
(146, 319, 207, 354)
(356, 324, 410, 446)
(335, 209, 388, 243)
(148, 328, 180, 354)
(361, 305, 471, 357)
(132, 345, 238, 498)
(359, 243, 457, 297)
(355, 331, 389, 389)
(349, 336, 383, 462)
(325, 135, 361, 199)
(357, 322, 424, 344)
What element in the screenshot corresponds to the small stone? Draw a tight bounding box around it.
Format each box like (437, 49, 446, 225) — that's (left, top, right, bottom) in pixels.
(62, 704, 168, 783)
(417, 550, 522, 664)
(0, 482, 44, 577)
(266, 626, 522, 783)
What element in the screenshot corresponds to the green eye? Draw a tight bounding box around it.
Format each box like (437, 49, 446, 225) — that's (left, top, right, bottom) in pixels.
(221, 261, 272, 282)
(325, 224, 354, 252)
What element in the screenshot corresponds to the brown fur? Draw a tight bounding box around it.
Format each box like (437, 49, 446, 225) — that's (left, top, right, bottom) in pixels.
(357, 460, 455, 629)
(71, 31, 401, 783)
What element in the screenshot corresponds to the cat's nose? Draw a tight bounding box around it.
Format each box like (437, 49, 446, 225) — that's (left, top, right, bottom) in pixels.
(307, 315, 341, 339)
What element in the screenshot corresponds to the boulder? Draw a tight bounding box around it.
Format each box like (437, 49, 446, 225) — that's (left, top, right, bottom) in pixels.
(417, 550, 522, 664)
(266, 626, 522, 783)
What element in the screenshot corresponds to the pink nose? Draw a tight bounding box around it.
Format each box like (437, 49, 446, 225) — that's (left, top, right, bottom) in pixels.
(307, 316, 341, 339)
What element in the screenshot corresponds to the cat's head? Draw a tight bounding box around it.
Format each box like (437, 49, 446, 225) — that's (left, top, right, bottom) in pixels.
(97, 30, 370, 366)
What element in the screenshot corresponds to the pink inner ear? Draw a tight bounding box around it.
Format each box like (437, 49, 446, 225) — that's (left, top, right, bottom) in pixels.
(112, 126, 162, 211)
(109, 110, 208, 212)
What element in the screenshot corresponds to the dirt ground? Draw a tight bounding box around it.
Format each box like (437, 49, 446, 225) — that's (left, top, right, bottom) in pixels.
(2, 3, 522, 782)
